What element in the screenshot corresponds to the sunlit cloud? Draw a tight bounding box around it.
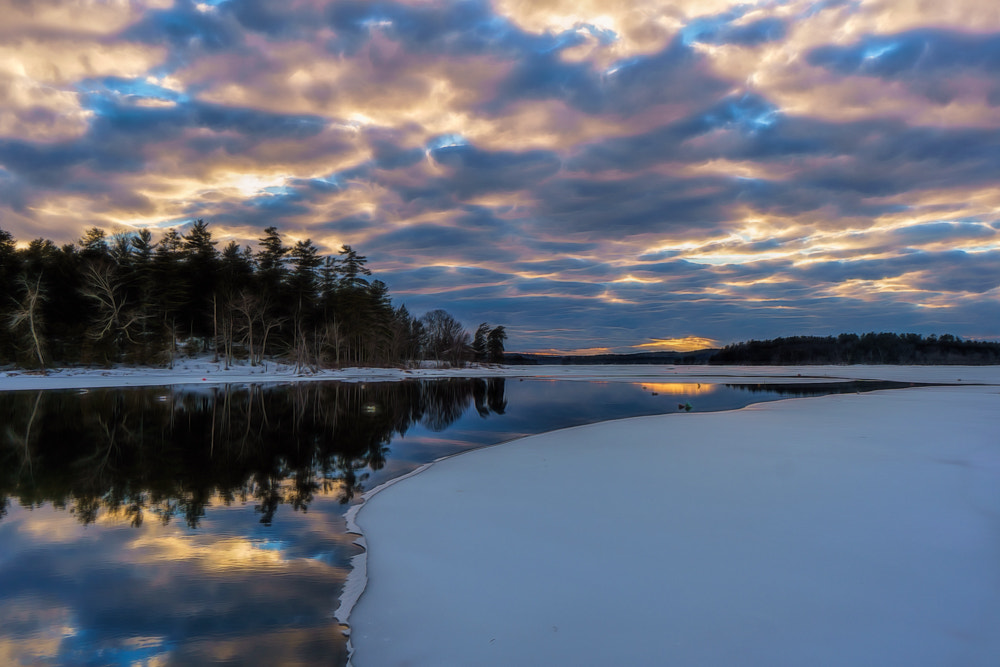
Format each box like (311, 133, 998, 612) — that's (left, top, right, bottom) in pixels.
(0, 0, 998, 350)
(0, 595, 77, 666)
(633, 337, 719, 352)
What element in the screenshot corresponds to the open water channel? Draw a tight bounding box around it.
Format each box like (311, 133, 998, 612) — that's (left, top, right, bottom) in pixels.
(0, 377, 910, 665)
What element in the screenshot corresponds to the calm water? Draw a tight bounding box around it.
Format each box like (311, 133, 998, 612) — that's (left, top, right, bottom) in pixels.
(0, 378, 909, 666)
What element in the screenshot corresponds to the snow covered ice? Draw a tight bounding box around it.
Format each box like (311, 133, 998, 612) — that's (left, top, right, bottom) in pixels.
(345, 369, 1000, 666)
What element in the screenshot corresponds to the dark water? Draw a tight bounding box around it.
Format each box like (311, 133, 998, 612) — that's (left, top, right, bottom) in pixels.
(0, 378, 910, 666)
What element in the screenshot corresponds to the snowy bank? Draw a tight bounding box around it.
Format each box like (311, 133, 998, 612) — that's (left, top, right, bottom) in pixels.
(347, 380, 1000, 666)
(1, 360, 998, 392)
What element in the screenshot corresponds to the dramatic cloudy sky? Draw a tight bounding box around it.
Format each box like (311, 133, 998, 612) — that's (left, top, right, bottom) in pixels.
(2, 0, 999, 352)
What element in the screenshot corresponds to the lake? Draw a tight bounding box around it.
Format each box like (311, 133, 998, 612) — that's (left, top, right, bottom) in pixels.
(0, 377, 909, 666)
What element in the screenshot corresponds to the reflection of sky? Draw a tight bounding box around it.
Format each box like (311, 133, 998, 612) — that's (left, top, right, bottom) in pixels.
(0, 379, 890, 665)
(2, 1, 1000, 351)
(0, 493, 356, 666)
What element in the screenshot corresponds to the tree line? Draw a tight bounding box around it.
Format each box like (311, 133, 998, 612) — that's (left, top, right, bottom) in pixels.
(0, 222, 506, 370)
(709, 333, 1000, 365)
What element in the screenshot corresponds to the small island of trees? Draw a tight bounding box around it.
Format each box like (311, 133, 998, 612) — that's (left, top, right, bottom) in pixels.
(0, 222, 506, 371)
(710, 333, 1000, 365)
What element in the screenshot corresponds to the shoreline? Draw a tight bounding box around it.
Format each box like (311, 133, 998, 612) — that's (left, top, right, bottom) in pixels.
(1, 360, 998, 392)
(345, 376, 1000, 666)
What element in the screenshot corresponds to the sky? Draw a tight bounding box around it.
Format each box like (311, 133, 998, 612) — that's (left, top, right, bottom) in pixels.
(2, 0, 999, 353)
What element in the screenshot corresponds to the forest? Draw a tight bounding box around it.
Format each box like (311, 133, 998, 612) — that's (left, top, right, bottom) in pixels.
(710, 333, 1000, 365)
(0, 222, 506, 370)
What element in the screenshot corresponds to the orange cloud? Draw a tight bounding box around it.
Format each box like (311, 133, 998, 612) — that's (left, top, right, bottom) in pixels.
(632, 337, 717, 352)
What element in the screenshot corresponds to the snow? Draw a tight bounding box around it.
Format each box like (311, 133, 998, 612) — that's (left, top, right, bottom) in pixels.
(1, 358, 998, 392)
(345, 370, 1000, 666)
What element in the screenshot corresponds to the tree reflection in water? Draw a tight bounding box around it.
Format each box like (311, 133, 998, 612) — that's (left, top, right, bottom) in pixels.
(0, 378, 507, 528)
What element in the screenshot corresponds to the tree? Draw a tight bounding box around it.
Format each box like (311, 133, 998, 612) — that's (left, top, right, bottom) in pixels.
(125, 229, 162, 363)
(487, 325, 507, 363)
(388, 304, 421, 365)
(288, 239, 323, 371)
(0, 221, 478, 370)
(8, 274, 47, 370)
(0, 228, 21, 362)
(230, 290, 284, 366)
(220, 241, 255, 289)
(338, 245, 371, 290)
(289, 239, 322, 328)
(255, 226, 289, 295)
(181, 219, 220, 344)
(420, 309, 470, 366)
(334, 245, 374, 364)
(152, 229, 187, 365)
(472, 322, 490, 362)
(81, 262, 149, 362)
(78, 227, 109, 262)
(363, 279, 396, 364)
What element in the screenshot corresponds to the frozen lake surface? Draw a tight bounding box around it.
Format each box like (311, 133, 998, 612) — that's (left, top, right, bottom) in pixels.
(348, 370, 1000, 666)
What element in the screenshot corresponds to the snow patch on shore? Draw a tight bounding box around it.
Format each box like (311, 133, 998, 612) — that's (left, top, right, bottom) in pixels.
(346, 381, 1000, 666)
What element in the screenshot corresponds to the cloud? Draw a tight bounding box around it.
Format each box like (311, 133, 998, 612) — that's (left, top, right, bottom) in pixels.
(1, 0, 999, 350)
(633, 336, 719, 351)
(807, 29, 1000, 106)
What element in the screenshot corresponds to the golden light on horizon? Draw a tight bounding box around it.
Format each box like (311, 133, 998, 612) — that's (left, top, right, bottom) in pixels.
(632, 337, 718, 352)
(639, 382, 717, 395)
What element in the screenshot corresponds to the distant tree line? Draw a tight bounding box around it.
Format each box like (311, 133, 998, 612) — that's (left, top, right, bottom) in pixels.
(709, 333, 1000, 365)
(0, 223, 505, 370)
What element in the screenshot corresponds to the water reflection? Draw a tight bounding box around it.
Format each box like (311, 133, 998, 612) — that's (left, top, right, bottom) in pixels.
(640, 382, 717, 395)
(1, 379, 510, 529)
(0, 378, 913, 666)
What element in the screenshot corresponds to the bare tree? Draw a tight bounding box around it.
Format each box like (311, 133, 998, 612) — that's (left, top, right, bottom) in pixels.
(230, 290, 260, 365)
(8, 274, 47, 371)
(81, 263, 148, 356)
(322, 319, 343, 367)
(217, 291, 238, 369)
(230, 289, 285, 366)
(420, 309, 470, 366)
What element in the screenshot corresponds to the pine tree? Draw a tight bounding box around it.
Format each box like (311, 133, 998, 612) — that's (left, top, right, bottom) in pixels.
(473, 322, 490, 362)
(181, 219, 220, 343)
(487, 326, 507, 363)
(288, 239, 323, 370)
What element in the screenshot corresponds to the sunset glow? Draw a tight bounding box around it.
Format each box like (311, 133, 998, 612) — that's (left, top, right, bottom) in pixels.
(1, 0, 998, 350)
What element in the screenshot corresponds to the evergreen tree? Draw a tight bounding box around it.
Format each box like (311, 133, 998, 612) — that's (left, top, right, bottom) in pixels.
(288, 239, 323, 369)
(0, 221, 505, 370)
(289, 239, 322, 307)
(473, 322, 490, 362)
(338, 245, 370, 290)
(336, 245, 372, 364)
(219, 241, 255, 294)
(78, 227, 109, 262)
(487, 325, 507, 363)
(152, 229, 188, 363)
(256, 226, 289, 295)
(181, 219, 220, 343)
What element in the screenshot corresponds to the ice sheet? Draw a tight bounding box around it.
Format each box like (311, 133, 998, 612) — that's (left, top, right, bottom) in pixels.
(347, 383, 1000, 666)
